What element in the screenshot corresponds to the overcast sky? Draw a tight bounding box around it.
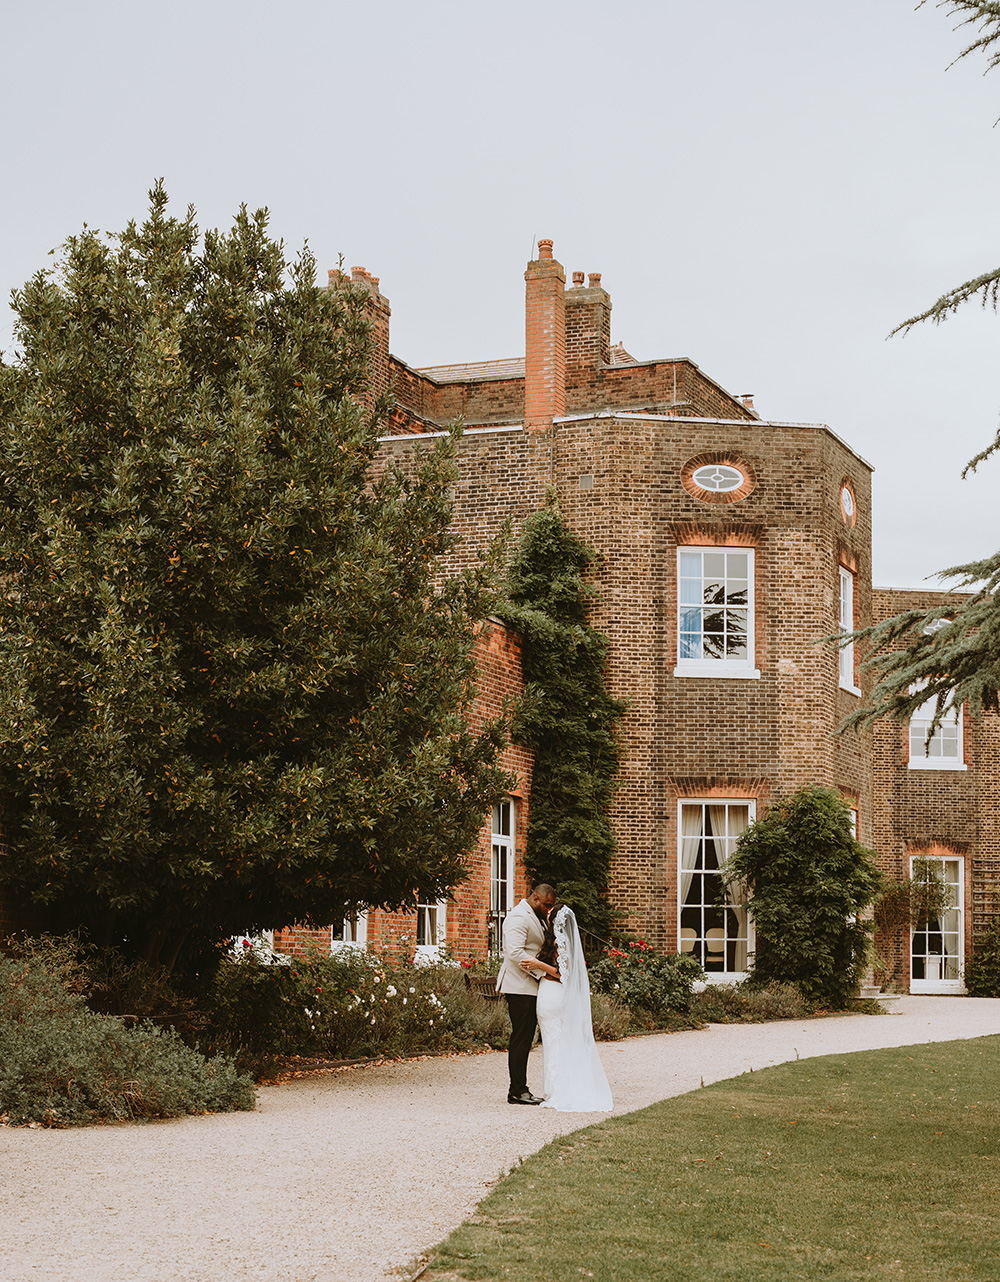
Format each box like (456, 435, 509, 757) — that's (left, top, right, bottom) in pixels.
(3, 0, 998, 589)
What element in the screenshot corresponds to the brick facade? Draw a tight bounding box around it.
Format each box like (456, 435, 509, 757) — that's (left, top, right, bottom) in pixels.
(354, 241, 886, 975)
(870, 588, 1000, 991)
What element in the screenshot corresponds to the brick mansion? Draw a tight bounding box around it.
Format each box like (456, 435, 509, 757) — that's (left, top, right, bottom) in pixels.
(274, 239, 1000, 996)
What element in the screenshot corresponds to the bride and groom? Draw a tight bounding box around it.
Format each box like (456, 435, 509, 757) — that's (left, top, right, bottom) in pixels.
(496, 884, 613, 1112)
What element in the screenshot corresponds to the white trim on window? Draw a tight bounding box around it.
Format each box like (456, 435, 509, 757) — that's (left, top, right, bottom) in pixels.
(908, 696, 967, 772)
(414, 898, 447, 961)
(909, 855, 965, 993)
(677, 799, 755, 982)
(490, 800, 516, 955)
(332, 911, 368, 950)
(838, 567, 861, 695)
(674, 547, 760, 679)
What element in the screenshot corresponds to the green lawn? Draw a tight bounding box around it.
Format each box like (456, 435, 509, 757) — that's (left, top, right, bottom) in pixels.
(424, 1037, 1000, 1282)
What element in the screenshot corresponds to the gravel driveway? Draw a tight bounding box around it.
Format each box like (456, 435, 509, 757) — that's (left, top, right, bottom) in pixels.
(4, 995, 1000, 1282)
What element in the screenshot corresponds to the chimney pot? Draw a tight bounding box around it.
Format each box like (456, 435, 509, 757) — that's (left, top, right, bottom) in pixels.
(538, 239, 554, 260)
(572, 271, 585, 286)
(588, 272, 601, 287)
(740, 394, 755, 410)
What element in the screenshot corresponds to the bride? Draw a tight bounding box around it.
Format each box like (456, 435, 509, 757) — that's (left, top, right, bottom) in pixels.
(520, 905, 613, 1112)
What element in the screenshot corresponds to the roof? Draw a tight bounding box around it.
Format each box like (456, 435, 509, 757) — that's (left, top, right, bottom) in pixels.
(415, 357, 524, 383)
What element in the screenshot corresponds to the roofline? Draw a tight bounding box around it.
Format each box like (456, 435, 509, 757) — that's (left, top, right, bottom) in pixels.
(377, 413, 873, 472)
(554, 411, 874, 472)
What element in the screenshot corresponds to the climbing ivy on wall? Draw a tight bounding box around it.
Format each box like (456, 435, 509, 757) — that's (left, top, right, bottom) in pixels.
(500, 505, 627, 939)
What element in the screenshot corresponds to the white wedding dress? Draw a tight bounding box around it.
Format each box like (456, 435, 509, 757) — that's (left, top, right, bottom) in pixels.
(535, 907, 613, 1112)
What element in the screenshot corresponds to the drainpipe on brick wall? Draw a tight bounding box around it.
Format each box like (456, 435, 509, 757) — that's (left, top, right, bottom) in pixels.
(524, 239, 566, 430)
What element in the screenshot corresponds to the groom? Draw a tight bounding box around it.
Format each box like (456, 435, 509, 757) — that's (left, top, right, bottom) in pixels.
(496, 882, 556, 1104)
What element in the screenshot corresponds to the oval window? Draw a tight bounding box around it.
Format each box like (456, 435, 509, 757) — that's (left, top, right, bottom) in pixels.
(841, 486, 855, 518)
(692, 464, 745, 493)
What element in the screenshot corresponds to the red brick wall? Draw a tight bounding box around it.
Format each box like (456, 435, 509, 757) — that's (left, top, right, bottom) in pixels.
(870, 587, 1000, 986)
(378, 412, 873, 953)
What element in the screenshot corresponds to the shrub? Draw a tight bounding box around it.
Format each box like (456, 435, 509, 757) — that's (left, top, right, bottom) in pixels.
(590, 940, 703, 1026)
(692, 980, 810, 1024)
(205, 948, 499, 1073)
(965, 919, 1000, 997)
(0, 956, 254, 1125)
(725, 786, 882, 1008)
(588, 989, 631, 1040)
(203, 946, 633, 1076)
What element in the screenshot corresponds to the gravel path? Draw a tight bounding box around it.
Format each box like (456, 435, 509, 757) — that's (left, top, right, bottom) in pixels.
(4, 995, 1000, 1282)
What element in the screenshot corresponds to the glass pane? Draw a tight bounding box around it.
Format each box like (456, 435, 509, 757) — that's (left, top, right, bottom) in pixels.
(726, 581, 748, 604)
(680, 577, 701, 604)
(679, 552, 702, 577)
(704, 552, 725, 577)
(726, 553, 748, 577)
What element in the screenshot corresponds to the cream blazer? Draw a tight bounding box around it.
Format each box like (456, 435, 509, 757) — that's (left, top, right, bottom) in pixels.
(496, 899, 547, 996)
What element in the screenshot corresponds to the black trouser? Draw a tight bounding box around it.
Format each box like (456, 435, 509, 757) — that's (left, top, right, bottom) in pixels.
(505, 992, 538, 1097)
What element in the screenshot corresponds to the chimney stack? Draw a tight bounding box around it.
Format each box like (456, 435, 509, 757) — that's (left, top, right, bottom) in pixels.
(327, 265, 392, 413)
(524, 239, 566, 430)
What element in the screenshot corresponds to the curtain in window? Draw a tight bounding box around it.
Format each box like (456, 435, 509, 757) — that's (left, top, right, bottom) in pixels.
(679, 806, 703, 904)
(708, 804, 750, 971)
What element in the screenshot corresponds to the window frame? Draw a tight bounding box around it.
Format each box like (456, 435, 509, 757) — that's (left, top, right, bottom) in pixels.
(331, 911, 368, 951)
(414, 898, 447, 960)
(489, 800, 516, 955)
(673, 546, 760, 679)
(909, 854, 965, 993)
(676, 799, 755, 983)
(838, 566, 861, 695)
(907, 694, 967, 772)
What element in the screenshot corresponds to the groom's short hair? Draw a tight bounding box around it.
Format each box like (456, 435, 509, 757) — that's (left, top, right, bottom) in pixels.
(532, 883, 556, 900)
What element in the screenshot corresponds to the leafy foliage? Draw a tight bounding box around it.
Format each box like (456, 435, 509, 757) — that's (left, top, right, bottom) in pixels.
(0, 953, 253, 1125)
(842, 557, 1000, 737)
(0, 184, 510, 969)
(964, 917, 1000, 996)
(500, 506, 627, 936)
(725, 786, 882, 1008)
(846, 3, 1000, 728)
(589, 939, 703, 1025)
(691, 979, 810, 1024)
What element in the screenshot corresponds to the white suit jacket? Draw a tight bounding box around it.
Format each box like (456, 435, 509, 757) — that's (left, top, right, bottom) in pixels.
(496, 898, 547, 996)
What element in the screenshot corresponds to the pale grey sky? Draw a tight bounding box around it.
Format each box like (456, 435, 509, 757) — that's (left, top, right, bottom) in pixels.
(3, 0, 998, 589)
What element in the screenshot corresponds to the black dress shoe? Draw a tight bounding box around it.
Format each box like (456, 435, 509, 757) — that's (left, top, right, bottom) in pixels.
(508, 1091, 544, 1105)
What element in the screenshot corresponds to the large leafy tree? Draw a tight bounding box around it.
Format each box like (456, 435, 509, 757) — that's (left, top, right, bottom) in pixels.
(501, 505, 626, 938)
(0, 185, 510, 970)
(846, 1, 1000, 735)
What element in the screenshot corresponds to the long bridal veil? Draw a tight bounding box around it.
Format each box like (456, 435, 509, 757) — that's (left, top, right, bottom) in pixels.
(542, 906, 613, 1112)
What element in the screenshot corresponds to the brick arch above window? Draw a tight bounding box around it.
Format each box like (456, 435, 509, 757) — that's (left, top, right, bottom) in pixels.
(681, 452, 757, 504)
(668, 521, 765, 547)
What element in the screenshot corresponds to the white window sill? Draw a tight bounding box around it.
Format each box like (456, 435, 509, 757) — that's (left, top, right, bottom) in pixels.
(674, 664, 761, 680)
(414, 945, 445, 965)
(907, 759, 968, 772)
(839, 682, 863, 697)
(695, 972, 750, 987)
